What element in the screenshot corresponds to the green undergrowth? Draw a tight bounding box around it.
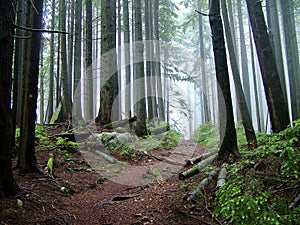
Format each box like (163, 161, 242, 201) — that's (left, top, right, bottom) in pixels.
(138, 129, 182, 153)
(192, 121, 249, 151)
(214, 119, 300, 225)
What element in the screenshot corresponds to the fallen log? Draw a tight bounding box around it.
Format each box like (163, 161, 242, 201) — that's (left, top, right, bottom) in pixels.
(94, 150, 117, 164)
(179, 154, 217, 180)
(186, 169, 218, 202)
(185, 151, 217, 166)
(216, 164, 227, 188)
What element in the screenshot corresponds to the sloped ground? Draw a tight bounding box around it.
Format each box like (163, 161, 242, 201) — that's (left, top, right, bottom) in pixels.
(0, 125, 217, 225)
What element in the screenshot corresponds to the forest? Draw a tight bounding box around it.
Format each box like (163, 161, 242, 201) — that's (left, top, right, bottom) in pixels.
(0, 0, 299, 224)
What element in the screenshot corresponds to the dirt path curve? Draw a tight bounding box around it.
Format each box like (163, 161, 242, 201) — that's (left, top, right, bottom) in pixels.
(1, 141, 216, 225)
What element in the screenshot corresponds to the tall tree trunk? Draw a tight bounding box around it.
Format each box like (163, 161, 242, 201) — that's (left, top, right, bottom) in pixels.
(237, 0, 251, 115)
(145, 0, 154, 120)
(134, 0, 147, 136)
(85, 0, 94, 120)
(19, 0, 44, 173)
(209, 0, 239, 160)
(56, 32, 61, 108)
(154, 0, 164, 120)
(227, 0, 241, 121)
(198, 0, 210, 123)
(246, 0, 290, 132)
(0, 0, 19, 197)
(47, 0, 55, 122)
(73, 0, 83, 122)
(266, 0, 287, 104)
(117, 0, 122, 119)
(280, 0, 300, 120)
(12, 0, 26, 145)
(249, 23, 262, 132)
(39, 39, 44, 124)
(68, 0, 75, 97)
(95, 0, 119, 125)
(221, 0, 257, 147)
(123, 0, 131, 118)
(60, 0, 72, 121)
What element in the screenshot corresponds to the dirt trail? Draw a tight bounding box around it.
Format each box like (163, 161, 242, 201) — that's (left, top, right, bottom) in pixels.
(1, 140, 216, 225)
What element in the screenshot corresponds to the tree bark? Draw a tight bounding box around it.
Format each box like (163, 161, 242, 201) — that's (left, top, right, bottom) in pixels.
(249, 25, 262, 132)
(237, 0, 251, 115)
(154, 0, 164, 121)
(47, 0, 56, 123)
(279, 0, 300, 120)
(19, 0, 44, 173)
(198, 0, 210, 123)
(0, 0, 19, 197)
(145, 0, 154, 120)
(134, 0, 148, 137)
(221, 0, 257, 147)
(209, 0, 239, 161)
(95, 0, 119, 125)
(266, 0, 287, 104)
(123, 0, 131, 118)
(60, 0, 72, 121)
(12, 0, 26, 145)
(73, 0, 83, 122)
(246, 0, 290, 132)
(85, 0, 94, 121)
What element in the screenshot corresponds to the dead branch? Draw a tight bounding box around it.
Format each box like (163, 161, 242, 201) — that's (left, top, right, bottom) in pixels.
(14, 24, 69, 34)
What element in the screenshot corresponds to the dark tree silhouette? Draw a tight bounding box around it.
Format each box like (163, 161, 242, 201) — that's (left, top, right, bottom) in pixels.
(0, 0, 19, 197)
(209, 0, 240, 160)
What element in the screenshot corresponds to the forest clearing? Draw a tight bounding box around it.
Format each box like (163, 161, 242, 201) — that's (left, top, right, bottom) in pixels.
(1, 0, 300, 224)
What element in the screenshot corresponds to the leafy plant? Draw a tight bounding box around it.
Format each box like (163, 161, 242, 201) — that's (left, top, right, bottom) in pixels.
(214, 119, 300, 224)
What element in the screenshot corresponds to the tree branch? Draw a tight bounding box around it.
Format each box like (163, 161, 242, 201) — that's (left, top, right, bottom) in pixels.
(195, 9, 211, 17)
(14, 24, 69, 34)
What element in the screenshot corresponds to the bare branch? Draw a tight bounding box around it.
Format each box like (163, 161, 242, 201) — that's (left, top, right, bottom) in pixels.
(195, 9, 210, 17)
(14, 24, 69, 34)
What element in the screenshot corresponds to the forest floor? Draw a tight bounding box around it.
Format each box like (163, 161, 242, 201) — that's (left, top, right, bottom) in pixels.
(0, 124, 219, 225)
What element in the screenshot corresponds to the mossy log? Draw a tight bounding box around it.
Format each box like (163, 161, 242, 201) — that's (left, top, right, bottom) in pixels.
(216, 165, 227, 188)
(185, 151, 217, 166)
(179, 154, 217, 180)
(187, 169, 218, 201)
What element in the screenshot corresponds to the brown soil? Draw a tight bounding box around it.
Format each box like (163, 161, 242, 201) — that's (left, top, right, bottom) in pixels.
(0, 125, 218, 225)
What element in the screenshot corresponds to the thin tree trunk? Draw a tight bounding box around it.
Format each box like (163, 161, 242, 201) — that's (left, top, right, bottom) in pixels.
(249, 23, 261, 132)
(154, 0, 164, 120)
(85, 0, 93, 120)
(237, 0, 251, 115)
(266, 0, 287, 104)
(117, 0, 122, 119)
(198, 0, 210, 123)
(39, 39, 44, 124)
(280, 0, 300, 120)
(134, 0, 147, 136)
(73, 0, 83, 122)
(12, 0, 26, 145)
(123, 0, 131, 118)
(246, 0, 290, 132)
(209, 0, 239, 160)
(221, 0, 257, 147)
(60, 0, 72, 121)
(145, 0, 154, 120)
(68, 0, 75, 97)
(47, 0, 55, 122)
